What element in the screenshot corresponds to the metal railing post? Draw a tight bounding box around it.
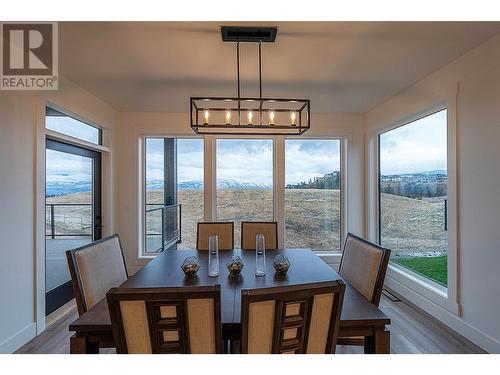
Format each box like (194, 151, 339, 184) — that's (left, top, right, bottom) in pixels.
(161, 206, 165, 251)
(50, 204, 55, 239)
(444, 198, 448, 231)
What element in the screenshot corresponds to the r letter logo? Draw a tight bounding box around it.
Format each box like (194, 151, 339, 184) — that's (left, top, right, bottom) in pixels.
(1, 22, 58, 90)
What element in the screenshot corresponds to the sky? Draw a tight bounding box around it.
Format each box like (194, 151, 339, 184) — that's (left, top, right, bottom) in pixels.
(146, 138, 341, 186)
(216, 139, 273, 185)
(48, 109, 447, 186)
(380, 109, 447, 175)
(46, 149, 92, 183)
(45, 115, 99, 185)
(46, 116, 100, 144)
(285, 140, 340, 185)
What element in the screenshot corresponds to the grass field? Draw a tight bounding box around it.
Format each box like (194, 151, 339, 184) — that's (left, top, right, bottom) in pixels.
(47, 189, 448, 285)
(393, 255, 447, 286)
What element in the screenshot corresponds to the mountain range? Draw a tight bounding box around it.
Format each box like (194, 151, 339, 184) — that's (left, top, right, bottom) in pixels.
(147, 179, 271, 190)
(46, 170, 447, 197)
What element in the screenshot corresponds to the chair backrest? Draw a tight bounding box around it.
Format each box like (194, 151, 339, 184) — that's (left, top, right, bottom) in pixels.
(66, 234, 128, 315)
(338, 233, 391, 306)
(241, 221, 278, 250)
(196, 222, 234, 250)
(107, 286, 222, 354)
(240, 281, 345, 354)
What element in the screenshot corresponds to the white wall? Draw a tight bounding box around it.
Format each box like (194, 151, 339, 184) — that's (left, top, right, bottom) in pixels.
(0, 76, 118, 353)
(115, 112, 365, 272)
(365, 34, 500, 353)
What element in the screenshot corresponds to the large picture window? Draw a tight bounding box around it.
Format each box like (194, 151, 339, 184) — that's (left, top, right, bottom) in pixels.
(216, 139, 273, 248)
(379, 109, 448, 287)
(285, 139, 341, 250)
(141, 137, 344, 254)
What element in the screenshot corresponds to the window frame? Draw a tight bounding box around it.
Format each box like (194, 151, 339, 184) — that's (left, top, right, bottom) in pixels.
(369, 99, 459, 316)
(214, 136, 276, 247)
(377, 108, 449, 289)
(45, 105, 103, 146)
(283, 136, 344, 252)
(139, 133, 347, 258)
(141, 136, 205, 255)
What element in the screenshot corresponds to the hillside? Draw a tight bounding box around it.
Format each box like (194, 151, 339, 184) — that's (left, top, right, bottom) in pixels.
(47, 189, 447, 282)
(380, 193, 447, 257)
(47, 190, 446, 255)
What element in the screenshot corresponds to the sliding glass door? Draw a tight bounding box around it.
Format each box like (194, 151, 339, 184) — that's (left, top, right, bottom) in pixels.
(45, 139, 101, 314)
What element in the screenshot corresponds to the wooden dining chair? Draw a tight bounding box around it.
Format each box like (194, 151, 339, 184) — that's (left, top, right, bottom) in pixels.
(240, 281, 345, 354)
(241, 221, 278, 250)
(337, 233, 391, 348)
(196, 222, 234, 250)
(66, 234, 128, 316)
(106, 285, 223, 354)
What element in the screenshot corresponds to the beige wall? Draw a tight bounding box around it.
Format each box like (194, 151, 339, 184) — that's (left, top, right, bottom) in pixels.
(0, 93, 37, 352)
(365, 34, 500, 352)
(115, 112, 365, 271)
(0, 76, 118, 353)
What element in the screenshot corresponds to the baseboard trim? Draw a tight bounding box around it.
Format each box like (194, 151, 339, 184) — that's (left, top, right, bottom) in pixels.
(0, 323, 36, 353)
(386, 274, 500, 353)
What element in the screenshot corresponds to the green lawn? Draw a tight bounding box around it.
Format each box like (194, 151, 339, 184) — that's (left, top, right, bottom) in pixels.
(393, 256, 447, 286)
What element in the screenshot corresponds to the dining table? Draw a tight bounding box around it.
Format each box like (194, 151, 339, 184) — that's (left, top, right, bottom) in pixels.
(68, 248, 391, 354)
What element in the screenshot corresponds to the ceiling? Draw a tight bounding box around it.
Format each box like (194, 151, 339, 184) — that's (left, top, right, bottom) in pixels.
(59, 22, 500, 113)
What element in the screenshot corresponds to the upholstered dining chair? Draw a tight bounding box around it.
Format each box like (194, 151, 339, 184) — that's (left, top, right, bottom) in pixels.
(336, 233, 391, 348)
(106, 285, 223, 354)
(66, 234, 128, 316)
(240, 281, 345, 354)
(196, 222, 234, 250)
(241, 221, 278, 250)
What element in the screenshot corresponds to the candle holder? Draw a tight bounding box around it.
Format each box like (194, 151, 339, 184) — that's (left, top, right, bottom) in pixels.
(272, 254, 291, 275)
(226, 255, 244, 278)
(181, 256, 200, 278)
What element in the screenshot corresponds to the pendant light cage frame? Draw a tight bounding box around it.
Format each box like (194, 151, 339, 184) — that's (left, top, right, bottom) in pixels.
(190, 26, 311, 135)
(190, 97, 310, 135)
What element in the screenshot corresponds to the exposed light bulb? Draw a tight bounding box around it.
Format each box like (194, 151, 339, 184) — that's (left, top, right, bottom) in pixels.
(290, 111, 297, 126)
(225, 110, 232, 125)
(203, 109, 209, 125)
(269, 110, 275, 126)
(247, 110, 253, 125)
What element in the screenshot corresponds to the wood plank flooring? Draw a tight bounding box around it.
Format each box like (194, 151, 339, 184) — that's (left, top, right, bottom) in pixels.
(15, 291, 485, 354)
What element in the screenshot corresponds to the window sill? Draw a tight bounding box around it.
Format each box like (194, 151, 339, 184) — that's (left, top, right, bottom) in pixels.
(138, 250, 342, 262)
(386, 262, 460, 316)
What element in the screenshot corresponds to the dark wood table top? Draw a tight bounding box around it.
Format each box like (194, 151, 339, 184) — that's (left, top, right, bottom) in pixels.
(70, 249, 390, 333)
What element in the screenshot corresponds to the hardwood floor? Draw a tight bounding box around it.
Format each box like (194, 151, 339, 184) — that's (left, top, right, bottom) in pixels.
(15, 291, 485, 354)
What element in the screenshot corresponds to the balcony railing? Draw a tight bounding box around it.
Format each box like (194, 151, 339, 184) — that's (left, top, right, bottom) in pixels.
(46, 202, 182, 253)
(46, 203, 93, 239)
(145, 203, 182, 253)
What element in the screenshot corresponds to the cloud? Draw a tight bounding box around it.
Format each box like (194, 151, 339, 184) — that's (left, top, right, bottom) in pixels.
(285, 140, 340, 184)
(46, 116, 99, 144)
(145, 138, 342, 186)
(46, 149, 92, 182)
(216, 139, 273, 184)
(380, 110, 447, 175)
